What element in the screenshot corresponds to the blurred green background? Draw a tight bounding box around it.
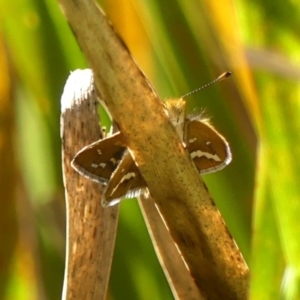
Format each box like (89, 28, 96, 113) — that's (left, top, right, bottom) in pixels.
(0, 0, 299, 299)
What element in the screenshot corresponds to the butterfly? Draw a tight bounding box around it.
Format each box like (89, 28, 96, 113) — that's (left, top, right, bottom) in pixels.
(71, 72, 232, 207)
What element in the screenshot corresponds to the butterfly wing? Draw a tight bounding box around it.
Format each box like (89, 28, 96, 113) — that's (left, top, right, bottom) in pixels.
(185, 119, 232, 174)
(71, 132, 126, 183)
(102, 151, 147, 207)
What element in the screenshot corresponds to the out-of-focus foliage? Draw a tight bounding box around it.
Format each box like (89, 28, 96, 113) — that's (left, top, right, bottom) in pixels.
(0, 0, 299, 299)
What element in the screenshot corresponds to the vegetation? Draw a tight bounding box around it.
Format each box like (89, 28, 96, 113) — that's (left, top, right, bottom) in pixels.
(0, 0, 299, 299)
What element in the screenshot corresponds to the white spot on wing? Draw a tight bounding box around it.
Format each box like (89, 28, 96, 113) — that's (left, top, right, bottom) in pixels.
(191, 150, 221, 162)
(120, 172, 136, 183)
(110, 172, 136, 196)
(189, 137, 197, 144)
(91, 163, 98, 168)
(97, 149, 102, 155)
(110, 157, 117, 165)
(99, 163, 106, 168)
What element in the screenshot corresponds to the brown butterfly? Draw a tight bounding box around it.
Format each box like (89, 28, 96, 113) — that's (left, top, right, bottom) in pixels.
(71, 72, 232, 207)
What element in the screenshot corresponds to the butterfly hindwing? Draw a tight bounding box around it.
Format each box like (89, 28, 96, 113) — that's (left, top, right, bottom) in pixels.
(102, 151, 147, 206)
(185, 119, 232, 174)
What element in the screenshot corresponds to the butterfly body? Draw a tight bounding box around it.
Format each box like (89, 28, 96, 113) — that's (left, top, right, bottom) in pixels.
(71, 98, 231, 206)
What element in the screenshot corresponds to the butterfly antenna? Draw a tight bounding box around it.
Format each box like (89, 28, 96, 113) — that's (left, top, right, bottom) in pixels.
(181, 71, 232, 99)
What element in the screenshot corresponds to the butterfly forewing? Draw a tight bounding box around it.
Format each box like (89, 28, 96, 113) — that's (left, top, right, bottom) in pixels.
(102, 151, 147, 207)
(185, 119, 232, 174)
(71, 132, 126, 183)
